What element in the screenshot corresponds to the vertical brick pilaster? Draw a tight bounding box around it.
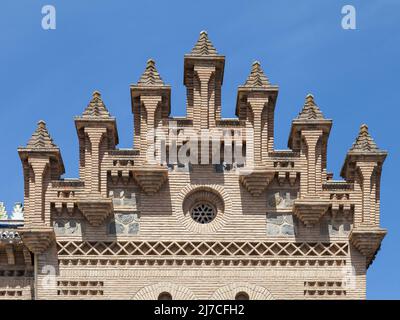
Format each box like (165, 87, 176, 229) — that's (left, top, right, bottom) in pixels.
(302, 130, 323, 197)
(84, 127, 107, 194)
(356, 162, 377, 226)
(247, 95, 269, 165)
(27, 156, 49, 226)
(194, 65, 215, 130)
(140, 96, 162, 164)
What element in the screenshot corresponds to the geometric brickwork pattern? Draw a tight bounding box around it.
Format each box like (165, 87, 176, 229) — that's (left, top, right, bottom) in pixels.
(57, 241, 348, 258)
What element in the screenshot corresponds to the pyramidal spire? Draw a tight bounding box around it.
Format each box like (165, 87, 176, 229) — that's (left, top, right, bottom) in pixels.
(243, 61, 270, 87)
(189, 30, 218, 56)
(296, 94, 325, 120)
(26, 120, 58, 149)
(350, 124, 380, 152)
(137, 59, 165, 86)
(82, 91, 111, 119)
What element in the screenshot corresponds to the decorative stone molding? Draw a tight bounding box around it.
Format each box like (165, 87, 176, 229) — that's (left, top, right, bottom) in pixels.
(210, 282, 274, 300)
(19, 226, 55, 254)
(132, 282, 196, 300)
(176, 184, 231, 234)
(350, 225, 386, 266)
(77, 198, 113, 226)
(293, 198, 330, 227)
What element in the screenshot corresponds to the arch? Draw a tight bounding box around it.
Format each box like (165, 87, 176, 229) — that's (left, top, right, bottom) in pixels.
(210, 283, 274, 300)
(158, 292, 173, 300)
(235, 291, 250, 300)
(132, 282, 197, 300)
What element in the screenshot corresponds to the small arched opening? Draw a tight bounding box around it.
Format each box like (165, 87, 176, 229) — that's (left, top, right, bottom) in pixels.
(235, 291, 250, 300)
(158, 292, 173, 300)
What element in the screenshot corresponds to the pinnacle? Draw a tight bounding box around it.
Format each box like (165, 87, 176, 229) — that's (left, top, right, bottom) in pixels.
(305, 94, 314, 103)
(243, 60, 270, 87)
(189, 30, 219, 56)
(26, 120, 57, 149)
(360, 124, 369, 134)
(137, 59, 165, 86)
(350, 124, 380, 152)
(92, 90, 101, 98)
(81, 90, 111, 119)
(296, 93, 325, 120)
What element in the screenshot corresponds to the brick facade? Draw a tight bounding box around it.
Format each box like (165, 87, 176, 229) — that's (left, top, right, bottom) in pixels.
(0, 31, 387, 300)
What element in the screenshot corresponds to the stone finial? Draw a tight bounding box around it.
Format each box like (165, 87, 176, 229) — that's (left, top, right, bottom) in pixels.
(350, 124, 380, 152)
(243, 61, 270, 87)
(0, 202, 6, 219)
(81, 90, 112, 119)
(296, 94, 325, 120)
(137, 59, 165, 86)
(26, 120, 58, 149)
(189, 30, 218, 56)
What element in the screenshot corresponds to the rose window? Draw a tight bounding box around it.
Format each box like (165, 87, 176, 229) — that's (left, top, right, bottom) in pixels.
(190, 203, 216, 224)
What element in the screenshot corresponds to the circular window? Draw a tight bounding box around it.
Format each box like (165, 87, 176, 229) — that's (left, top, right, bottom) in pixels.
(190, 202, 216, 224)
(178, 185, 230, 234)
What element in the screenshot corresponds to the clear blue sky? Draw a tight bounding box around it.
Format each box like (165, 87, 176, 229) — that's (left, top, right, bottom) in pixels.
(0, 0, 398, 299)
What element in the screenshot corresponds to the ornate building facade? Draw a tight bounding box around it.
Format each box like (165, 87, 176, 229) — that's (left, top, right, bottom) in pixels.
(0, 31, 387, 299)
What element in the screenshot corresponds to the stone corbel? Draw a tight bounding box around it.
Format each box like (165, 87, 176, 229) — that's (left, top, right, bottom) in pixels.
(293, 198, 330, 227)
(239, 167, 275, 196)
(19, 226, 55, 255)
(133, 166, 168, 195)
(350, 225, 386, 267)
(77, 197, 113, 226)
